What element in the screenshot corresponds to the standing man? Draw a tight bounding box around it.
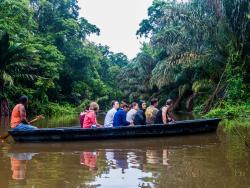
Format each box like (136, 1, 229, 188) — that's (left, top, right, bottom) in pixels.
(145, 98, 159, 124)
(10, 96, 43, 130)
(104, 100, 119, 128)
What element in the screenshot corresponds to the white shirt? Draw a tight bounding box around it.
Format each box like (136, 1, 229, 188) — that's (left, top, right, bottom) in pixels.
(104, 108, 117, 127)
(126, 109, 137, 122)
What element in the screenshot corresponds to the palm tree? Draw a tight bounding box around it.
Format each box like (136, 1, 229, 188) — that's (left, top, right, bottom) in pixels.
(0, 32, 36, 100)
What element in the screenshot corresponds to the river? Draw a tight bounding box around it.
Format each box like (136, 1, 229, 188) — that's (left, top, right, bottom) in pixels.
(0, 114, 249, 188)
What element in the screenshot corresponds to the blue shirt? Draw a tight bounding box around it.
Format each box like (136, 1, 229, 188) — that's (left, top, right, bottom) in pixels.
(113, 109, 130, 127)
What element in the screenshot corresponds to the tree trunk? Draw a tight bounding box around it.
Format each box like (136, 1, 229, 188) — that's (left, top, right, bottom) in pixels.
(207, 0, 222, 18)
(186, 92, 198, 112)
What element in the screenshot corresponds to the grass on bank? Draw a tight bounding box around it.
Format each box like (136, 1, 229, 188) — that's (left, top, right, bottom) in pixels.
(205, 102, 250, 119)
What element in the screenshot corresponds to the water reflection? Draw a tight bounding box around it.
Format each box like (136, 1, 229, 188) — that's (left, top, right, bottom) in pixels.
(1, 126, 250, 187)
(80, 151, 99, 171)
(146, 149, 169, 166)
(2, 134, 220, 187)
(9, 153, 36, 181)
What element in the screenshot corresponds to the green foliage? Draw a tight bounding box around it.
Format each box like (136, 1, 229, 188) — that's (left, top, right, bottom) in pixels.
(46, 103, 77, 116)
(0, 0, 125, 115)
(119, 0, 250, 114)
(205, 103, 250, 119)
(192, 80, 214, 93)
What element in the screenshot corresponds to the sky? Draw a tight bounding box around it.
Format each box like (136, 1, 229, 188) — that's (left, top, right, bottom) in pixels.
(78, 0, 153, 59)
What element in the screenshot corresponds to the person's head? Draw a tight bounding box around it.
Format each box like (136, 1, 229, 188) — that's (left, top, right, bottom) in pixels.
(139, 100, 147, 110)
(111, 100, 119, 109)
(166, 99, 173, 106)
(131, 102, 139, 111)
(120, 102, 129, 112)
(89, 102, 99, 112)
(19, 96, 28, 106)
(84, 105, 90, 111)
(151, 98, 158, 107)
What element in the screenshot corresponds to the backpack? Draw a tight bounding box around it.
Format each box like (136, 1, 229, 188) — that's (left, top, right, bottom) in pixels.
(155, 110, 163, 124)
(79, 112, 85, 128)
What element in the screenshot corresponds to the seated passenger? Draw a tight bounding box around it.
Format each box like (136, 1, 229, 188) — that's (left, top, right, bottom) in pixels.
(10, 96, 43, 131)
(134, 101, 147, 125)
(126, 102, 139, 124)
(155, 99, 174, 124)
(82, 102, 100, 128)
(145, 98, 159, 124)
(113, 102, 130, 127)
(104, 100, 119, 128)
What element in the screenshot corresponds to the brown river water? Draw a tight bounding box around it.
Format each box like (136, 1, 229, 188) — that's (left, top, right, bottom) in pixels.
(0, 114, 249, 188)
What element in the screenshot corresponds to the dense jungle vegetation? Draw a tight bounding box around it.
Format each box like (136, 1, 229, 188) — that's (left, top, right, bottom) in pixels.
(0, 0, 249, 118)
(119, 0, 250, 118)
(0, 0, 128, 115)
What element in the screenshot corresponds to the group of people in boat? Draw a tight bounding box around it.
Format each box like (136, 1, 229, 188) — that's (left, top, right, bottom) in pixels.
(80, 98, 175, 128)
(8, 95, 174, 131)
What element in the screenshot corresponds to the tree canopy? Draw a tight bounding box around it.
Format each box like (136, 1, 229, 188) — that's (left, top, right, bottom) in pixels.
(0, 0, 128, 114)
(0, 0, 249, 116)
(119, 0, 250, 113)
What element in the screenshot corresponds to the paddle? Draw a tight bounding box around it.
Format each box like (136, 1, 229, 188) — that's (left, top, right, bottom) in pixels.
(0, 115, 45, 141)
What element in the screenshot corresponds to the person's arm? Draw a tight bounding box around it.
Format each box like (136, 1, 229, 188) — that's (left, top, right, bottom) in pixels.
(29, 115, 44, 124)
(92, 112, 97, 125)
(92, 112, 101, 127)
(134, 113, 139, 125)
(166, 107, 174, 122)
(19, 105, 28, 124)
(134, 111, 143, 125)
(162, 107, 167, 124)
(104, 112, 109, 126)
(122, 111, 130, 126)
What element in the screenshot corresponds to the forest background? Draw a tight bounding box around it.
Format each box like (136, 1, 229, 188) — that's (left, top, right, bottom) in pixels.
(0, 0, 249, 119)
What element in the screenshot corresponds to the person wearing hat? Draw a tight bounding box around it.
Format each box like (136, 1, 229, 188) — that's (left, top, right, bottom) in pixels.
(155, 99, 174, 124)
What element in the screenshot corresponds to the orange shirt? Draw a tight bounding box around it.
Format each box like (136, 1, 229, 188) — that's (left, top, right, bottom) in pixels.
(82, 110, 97, 128)
(10, 104, 23, 128)
(11, 158, 27, 180)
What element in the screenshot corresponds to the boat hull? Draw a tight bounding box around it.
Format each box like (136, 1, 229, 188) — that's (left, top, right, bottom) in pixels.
(8, 118, 221, 143)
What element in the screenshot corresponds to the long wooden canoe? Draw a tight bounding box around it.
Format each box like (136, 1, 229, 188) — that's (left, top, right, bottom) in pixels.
(8, 118, 221, 143)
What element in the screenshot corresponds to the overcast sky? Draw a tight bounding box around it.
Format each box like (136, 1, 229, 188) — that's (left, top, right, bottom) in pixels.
(78, 0, 153, 59)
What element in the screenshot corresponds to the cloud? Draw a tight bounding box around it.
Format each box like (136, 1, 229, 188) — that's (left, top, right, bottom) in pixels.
(78, 0, 153, 59)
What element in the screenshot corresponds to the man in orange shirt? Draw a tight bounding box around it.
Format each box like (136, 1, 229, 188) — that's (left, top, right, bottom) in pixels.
(10, 96, 43, 130)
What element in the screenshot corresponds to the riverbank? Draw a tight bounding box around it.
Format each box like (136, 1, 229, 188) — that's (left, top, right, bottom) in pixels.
(205, 102, 250, 119)
(202, 102, 250, 128)
(28, 102, 77, 116)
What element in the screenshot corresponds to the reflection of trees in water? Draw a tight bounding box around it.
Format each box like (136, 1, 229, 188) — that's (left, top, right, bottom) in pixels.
(3, 132, 250, 188)
(0, 116, 9, 129)
(0, 147, 11, 188)
(145, 143, 249, 187)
